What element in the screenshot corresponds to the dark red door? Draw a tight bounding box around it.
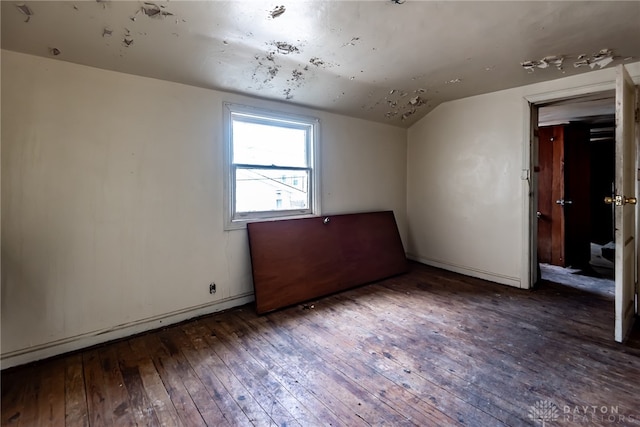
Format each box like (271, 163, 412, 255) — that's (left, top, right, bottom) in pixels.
(537, 124, 590, 268)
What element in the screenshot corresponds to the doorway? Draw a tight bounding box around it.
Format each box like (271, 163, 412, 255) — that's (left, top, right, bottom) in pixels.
(535, 92, 616, 295)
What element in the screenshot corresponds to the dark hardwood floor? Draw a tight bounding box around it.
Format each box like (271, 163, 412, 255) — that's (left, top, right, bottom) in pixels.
(2, 261, 640, 426)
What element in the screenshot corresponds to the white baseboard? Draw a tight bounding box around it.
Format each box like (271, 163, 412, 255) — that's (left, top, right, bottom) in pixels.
(407, 253, 522, 288)
(1, 293, 254, 369)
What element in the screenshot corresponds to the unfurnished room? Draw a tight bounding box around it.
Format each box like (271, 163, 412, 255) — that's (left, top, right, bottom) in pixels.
(1, 1, 640, 426)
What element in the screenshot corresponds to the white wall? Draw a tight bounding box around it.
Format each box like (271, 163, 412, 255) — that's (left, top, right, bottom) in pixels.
(407, 61, 640, 288)
(0, 50, 407, 367)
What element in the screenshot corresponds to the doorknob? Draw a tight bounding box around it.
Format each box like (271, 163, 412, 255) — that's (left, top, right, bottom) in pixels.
(604, 195, 637, 206)
(555, 199, 573, 206)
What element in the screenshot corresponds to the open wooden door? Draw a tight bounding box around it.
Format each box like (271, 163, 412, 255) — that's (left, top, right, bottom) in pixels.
(537, 126, 566, 266)
(537, 124, 591, 268)
(611, 65, 638, 342)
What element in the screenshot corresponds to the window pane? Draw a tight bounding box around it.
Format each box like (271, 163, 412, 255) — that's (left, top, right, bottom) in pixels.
(235, 168, 309, 213)
(233, 120, 308, 167)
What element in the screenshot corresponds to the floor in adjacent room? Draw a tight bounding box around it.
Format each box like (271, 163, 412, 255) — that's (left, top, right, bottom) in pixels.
(2, 261, 639, 426)
(539, 242, 615, 299)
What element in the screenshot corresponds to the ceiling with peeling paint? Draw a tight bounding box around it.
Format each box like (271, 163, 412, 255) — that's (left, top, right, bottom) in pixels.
(2, 1, 640, 127)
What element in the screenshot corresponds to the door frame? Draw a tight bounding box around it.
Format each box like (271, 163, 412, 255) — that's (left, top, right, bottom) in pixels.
(522, 81, 619, 289)
(523, 70, 640, 297)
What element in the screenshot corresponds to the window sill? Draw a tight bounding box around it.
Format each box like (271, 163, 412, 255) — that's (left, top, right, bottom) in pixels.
(224, 212, 320, 231)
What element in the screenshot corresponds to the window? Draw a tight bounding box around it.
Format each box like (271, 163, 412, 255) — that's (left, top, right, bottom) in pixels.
(224, 102, 320, 229)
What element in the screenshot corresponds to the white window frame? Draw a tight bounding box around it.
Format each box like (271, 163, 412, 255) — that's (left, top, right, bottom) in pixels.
(223, 102, 321, 230)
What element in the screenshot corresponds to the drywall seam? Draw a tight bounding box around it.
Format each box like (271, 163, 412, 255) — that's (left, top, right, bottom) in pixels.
(406, 253, 522, 288)
(0, 292, 254, 369)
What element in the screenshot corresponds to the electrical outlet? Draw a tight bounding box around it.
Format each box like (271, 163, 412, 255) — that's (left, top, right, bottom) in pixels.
(209, 283, 216, 294)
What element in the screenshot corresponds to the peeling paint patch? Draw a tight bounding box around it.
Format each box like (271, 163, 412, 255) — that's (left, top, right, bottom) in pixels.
(574, 49, 615, 69)
(377, 87, 430, 122)
(342, 37, 360, 47)
(123, 37, 134, 47)
(409, 96, 426, 107)
(291, 69, 303, 81)
(544, 55, 564, 70)
(445, 78, 462, 84)
(16, 4, 33, 22)
(521, 55, 564, 72)
(401, 109, 416, 121)
(269, 5, 286, 19)
(256, 51, 276, 62)
(309, 57, 335, 68)
(390, 0, 406, 4)
(254, 61, 281, 84)
(287, 68, 307, 89)
(49, 47, 61, 56)
(272, 41, 300, 54)
(309, 57, 325, 67)
(266, 66, 279, 82)
(252, 40, 310, 91)
(103, 27, 113, 37)
(252, 51, 282, 86)
(141, 2, 173, 18)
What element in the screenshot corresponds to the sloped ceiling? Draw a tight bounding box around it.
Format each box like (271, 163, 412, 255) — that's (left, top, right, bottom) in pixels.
(2, 1, 639, 127)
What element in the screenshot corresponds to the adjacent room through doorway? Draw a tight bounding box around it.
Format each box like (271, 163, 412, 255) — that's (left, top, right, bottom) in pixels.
(535, 92, 616, 297)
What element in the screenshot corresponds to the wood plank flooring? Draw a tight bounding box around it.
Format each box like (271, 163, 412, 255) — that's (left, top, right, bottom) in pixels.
(2, 261, 640, 426)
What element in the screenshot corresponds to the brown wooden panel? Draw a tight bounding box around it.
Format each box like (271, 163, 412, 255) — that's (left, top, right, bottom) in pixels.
(537, 126, 554, 264)
(538, 124, 591, 268)
(247, 211, 408, 314)
(538, 125, 567, 266)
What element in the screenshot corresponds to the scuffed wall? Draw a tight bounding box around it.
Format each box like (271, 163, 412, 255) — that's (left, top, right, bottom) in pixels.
(0, 50, 407, 367)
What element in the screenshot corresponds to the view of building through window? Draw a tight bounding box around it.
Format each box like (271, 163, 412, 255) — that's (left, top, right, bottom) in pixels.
(235, 168, 309, 213)
(226, 105, 317, 223)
